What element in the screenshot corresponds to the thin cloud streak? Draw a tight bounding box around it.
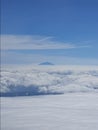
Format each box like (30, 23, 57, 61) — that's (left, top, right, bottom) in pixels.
(1, 35, 88, 50)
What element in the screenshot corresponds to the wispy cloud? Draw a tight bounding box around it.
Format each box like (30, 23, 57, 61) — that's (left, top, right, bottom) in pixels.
(1, 35, 87, 50)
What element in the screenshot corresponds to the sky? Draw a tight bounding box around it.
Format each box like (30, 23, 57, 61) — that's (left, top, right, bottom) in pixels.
(1, 0, 98, 65)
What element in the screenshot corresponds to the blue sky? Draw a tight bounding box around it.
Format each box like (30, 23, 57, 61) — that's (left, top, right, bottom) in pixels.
(1, 0, 98, 65)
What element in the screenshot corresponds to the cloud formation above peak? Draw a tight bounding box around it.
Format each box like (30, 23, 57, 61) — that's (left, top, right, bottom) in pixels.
(1, 35, 86, 50)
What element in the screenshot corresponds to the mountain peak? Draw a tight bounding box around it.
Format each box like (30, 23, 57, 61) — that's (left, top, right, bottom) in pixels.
(39, 62, 54, 65)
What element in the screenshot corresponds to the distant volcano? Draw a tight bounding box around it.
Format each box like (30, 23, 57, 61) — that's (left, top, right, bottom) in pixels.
(39, 62, 54, 65)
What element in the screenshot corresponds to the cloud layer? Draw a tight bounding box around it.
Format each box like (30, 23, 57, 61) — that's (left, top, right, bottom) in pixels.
(1, 66, 98, 96)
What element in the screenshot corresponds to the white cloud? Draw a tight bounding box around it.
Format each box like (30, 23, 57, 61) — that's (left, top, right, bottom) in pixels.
(1, 35, 85, 50)
(1, 66, 98, 96)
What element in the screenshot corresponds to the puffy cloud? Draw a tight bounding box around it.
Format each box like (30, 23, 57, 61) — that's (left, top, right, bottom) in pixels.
(1, 66, 98, 96)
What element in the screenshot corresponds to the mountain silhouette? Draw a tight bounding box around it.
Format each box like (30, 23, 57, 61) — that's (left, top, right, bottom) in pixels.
(39, 62, 54, 65)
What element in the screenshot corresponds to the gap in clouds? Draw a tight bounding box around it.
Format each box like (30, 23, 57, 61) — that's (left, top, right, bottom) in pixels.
(1, 50, 98, 65)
